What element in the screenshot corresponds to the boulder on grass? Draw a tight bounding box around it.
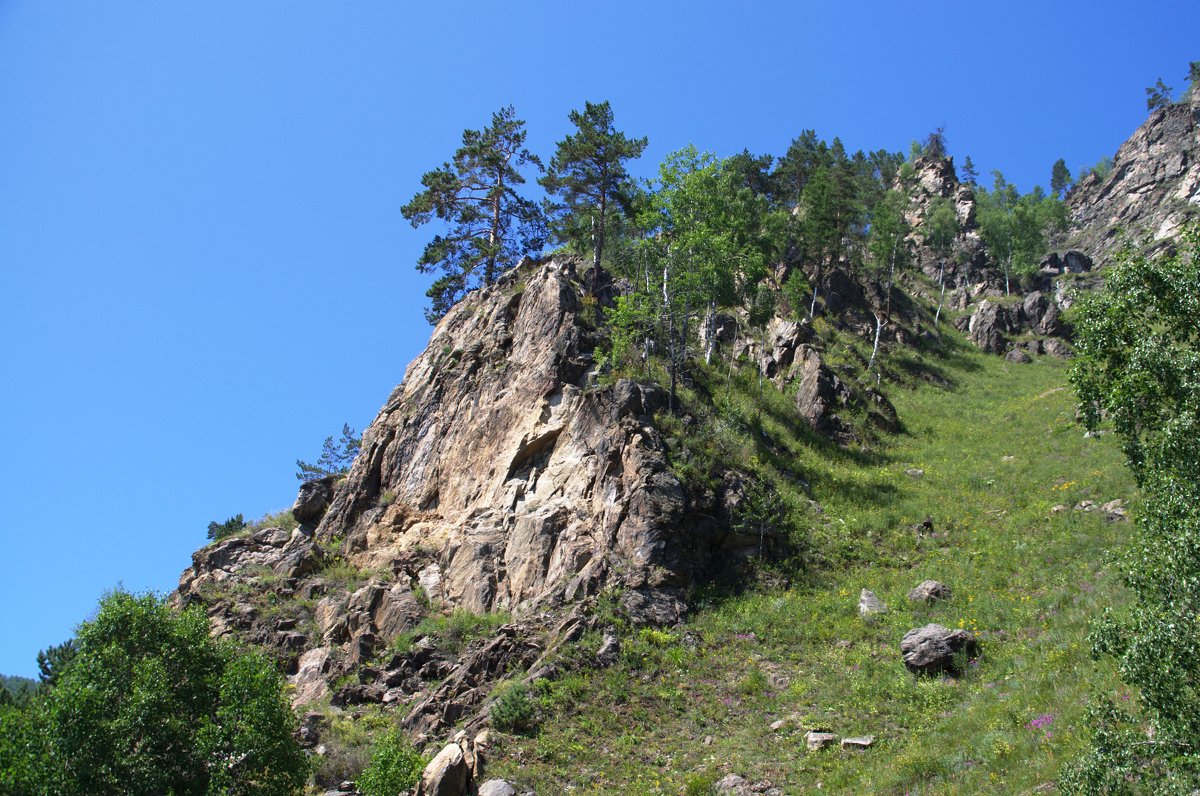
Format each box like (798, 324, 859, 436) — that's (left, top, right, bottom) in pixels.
(901, 623, 979, 675)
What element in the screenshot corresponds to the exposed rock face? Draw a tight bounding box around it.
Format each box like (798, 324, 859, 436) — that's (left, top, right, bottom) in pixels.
(292, 475, 337, 525)
(901, 623, 979, 675)
(1068, 92, 1200, 264)
(314, 261, 752, 624)
(967, 300, 1017, 354)
(858, 589, 887, 616)
(794, 347, 852, 436)
(902, 156, 991, 289)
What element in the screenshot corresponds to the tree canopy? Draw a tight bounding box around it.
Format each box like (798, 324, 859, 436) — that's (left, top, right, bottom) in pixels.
(0, 591, 308, 796)
(1065, 224, 1200, 792)
(402, 106, 546, 322)
(540, 100, 647, 293)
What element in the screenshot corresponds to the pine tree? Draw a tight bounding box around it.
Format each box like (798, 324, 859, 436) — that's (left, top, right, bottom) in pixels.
(1146, 77, 1174, 111)
(296, 423, 361, 481)
(960, 156, 979, 186)
(1050, 158, 1072, 198)
(402, 106, 546, 323)
(540, 101, 647, 294)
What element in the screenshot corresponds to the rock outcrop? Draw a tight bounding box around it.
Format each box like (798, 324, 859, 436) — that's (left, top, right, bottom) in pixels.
(176, 259, 786, 732)
(1068, 91, 1200, 264)
(314, 261, 761, 624)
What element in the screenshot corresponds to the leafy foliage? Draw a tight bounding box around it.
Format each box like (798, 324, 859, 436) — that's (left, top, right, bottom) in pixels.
(356, 730, 426, 796)
(976, 171, 1067, 294)
(402, 106, 546, 322)
(35, 640, 75, 687)
(1065, 224, 1200, 792)
(1050, 158, 1072, 198)
(1146, 77, 1175, 111)
(0, 590, 308, 796)
(296, 423, 361, 482)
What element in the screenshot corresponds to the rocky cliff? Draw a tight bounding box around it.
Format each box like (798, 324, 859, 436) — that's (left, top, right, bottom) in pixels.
(1067, 90, 1200, 263)
(176, 259, 791, 742)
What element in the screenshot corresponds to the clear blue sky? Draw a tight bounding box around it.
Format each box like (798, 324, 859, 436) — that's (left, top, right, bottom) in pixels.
(1, 1, 1195, 677)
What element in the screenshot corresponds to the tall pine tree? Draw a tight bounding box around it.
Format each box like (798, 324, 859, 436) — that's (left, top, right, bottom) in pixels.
(540, 101, 647, 294)
(402, 106, 545, 323)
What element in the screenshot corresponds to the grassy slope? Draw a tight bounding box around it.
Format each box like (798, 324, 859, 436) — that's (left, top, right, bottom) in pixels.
(489, 347, 1134, 795)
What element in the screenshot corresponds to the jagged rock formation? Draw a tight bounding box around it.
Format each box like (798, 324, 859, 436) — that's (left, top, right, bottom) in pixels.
(176, 259, 790, 737)
(903, 156, 991, 288)
(1068, 90, 1200, 263)
(314, 260, 763, 623)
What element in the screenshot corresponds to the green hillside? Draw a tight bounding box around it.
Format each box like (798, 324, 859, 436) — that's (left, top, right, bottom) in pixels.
(486, 347, 1134, 794)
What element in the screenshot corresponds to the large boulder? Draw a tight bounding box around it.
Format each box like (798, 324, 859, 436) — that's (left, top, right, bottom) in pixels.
(968, 300, 1015, 354)
(292, 475, 337, 525)
(417, 742, 470, 796)
(901, 623, 979, 674)
(794, 347, 852, 438)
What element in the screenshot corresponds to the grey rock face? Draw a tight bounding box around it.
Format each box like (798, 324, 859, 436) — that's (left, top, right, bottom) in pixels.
(418, 742, 469, 796)
(794, 347, 853, 440)
(805, 731, 838, 751)
(1067, 96, 1200, 265)
(968, 300, 1016, 354)
(292, 475, 337, 525)
(595, 631, 620, 668)
(306, 262, 747, 626)
(901, 623, 979, 674)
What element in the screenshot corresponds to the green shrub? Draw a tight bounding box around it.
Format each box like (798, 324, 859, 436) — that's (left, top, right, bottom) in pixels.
(206, 513, 246, 541)
(356, 729, 426, 796)
(491, 682, 537, 733)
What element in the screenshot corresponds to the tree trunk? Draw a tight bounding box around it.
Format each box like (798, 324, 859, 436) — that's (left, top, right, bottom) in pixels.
(591, 192, 606, 296)
(663, 258, 676, 413)
(704, 300, 717, 365)
(885, 237, 899, 322)
(486, 175, 504, 286)
(868, 311, 883, 371)
(934, 258, 946, 325)
(808, 263, 821, 321)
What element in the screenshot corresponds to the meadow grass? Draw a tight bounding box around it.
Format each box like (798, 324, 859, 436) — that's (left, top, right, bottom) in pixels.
(489, 345, 1134, 795)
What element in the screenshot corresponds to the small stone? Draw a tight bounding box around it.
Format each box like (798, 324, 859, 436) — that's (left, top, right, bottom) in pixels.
(1005, 349, 1032, 364)
(769, 718, 791, 732)
(1101, 499, 1128, 522)
(1001, 455, 1015, 462)
(905, 468, 924, 478)
(908, 580, 951, 603)
(1074, 500, 1097, 512)
(1050, 504, 1069, 515)
(714, 774, 748, 793)
(805, 731, 839, 751)
(702, 735, 714, 746)
(478, 780, 517, 796)
(841, 735, 875, 750)
(859, 589, 887, 617)
(596, 631, 620, 667)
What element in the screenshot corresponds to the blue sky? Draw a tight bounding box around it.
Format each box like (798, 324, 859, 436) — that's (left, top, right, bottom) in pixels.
(1, 1, 1195, 677)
